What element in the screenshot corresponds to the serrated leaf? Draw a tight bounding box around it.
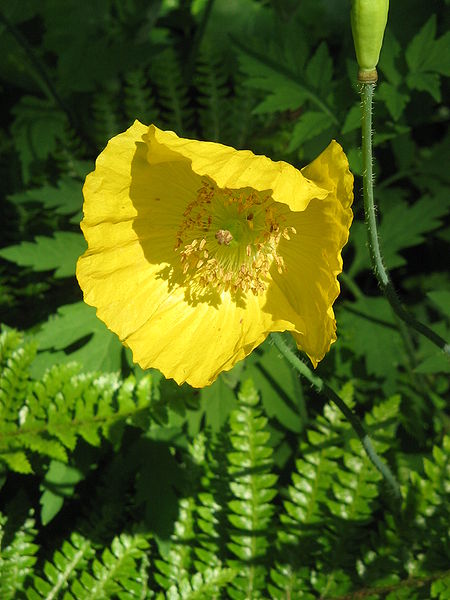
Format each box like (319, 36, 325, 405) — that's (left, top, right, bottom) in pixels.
(406, 15, 450, 76)
(427, 291, 450, 319)
(8, 177, 84, 216)
(405, 15, 450, 101)
(378, 82, 409, 121)
(35, 302, 122, 373)
(11, 96, 68, 183)
(0, 233, 86, 278)
(349, 191, 449, 275)
(287, 112, 332, 152)
(338, 297, 404, 380)
(415, 351, 450, 375)
(406, 72, 441, 102)
(379, 30, 402, 85)
(235, 37, 338, 126)
(380, 192, 449, 268)
(341, 104, 360, 135)
(0, 451, 32, 474)
(406, 16, 437, 73)
(305, 42, 332, 93)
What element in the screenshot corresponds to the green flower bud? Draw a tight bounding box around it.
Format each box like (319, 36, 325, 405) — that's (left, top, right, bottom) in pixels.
(351, 0, 389, 82)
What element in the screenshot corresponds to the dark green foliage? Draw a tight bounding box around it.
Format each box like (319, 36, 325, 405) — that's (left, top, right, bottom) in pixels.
(195, 45, 233, 143)
(0, 330, 154, 475)
(1, 0, 449, 597)
(226, 380, 278, 599)
(0, 336, 449, 598)
(151, 47, 194, 135)
(0, 509, 38, 600)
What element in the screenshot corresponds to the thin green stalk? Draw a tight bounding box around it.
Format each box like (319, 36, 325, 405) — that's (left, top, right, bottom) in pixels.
(360, 83, 450, 356)
(271, 332, 402, 501)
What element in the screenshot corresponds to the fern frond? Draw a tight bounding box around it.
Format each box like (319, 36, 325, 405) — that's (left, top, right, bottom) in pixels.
(165, 567, 236, 600)
(91, 89, 123, 148)
(0, 331, 155, 474)
(193, 429, 231, 576)
(228, 79, 258, 149)
(0, 329, 35, 410)
(154, 497, 197, 590)
(151, 48, 194, 135)
(355, 437, 449, 597)
(25, 532, 95, 600)
(0, 509, 38, 600)
(79, 448, 141, 546)
(0, 330, 36, 473)
(226, 379, 278, 599)
(195, 45, 232, 143)
(51, 121, 87, 179)
(69, 532, 150, 599)
(271, 389, 401, 598)
(124, 68, 159, 125)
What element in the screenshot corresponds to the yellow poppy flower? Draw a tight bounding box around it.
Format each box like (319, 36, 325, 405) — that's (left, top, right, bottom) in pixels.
(76, 122, 353, 387)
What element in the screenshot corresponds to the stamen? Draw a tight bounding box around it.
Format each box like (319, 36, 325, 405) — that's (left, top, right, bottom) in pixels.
(175, 178, 293, 296)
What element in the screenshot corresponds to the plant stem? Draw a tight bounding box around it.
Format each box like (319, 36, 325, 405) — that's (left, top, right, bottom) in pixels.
(271, 332, 402, 501)
(360, 83, 450, 356)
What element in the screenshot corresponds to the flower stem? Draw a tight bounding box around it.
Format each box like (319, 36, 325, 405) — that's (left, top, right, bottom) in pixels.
(360, 83, 450, 356)
(271, 332, 402, 501)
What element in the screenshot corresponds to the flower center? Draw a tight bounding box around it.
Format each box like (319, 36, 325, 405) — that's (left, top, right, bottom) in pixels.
(175, 177, 295, 295)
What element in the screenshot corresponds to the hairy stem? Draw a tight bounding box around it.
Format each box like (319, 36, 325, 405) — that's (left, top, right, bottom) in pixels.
(271, 332, 402, 500)
(360, 83, 450, 355)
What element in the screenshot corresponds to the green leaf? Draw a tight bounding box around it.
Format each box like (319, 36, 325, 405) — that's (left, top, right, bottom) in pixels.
(338, 297, 404, 381)
(0, 232, 86, 278)
(405, 15, 450, 101)
(379, 30, 402, 85)
(305, 42, 333, 93)
(380, 192, 449, 269)
(349, 191, 450, 275)
(378, 82, 409, 121)
(40, 460, 83, 525)
(406, 72, 441, 102)
(427, 291, 450, 319)
(200, 377, 237, 432)
(235, 35, 338, 125)
(341, 103, 361, 135)
(406, 15, 450, 76)
(287, 112, 332, 151)
(245, 341, 303, 433)
(34, 302, 122, 373)
(415, 351, 450, 375)
(11, 96, 68, 183)
(7, 177, 84, 217)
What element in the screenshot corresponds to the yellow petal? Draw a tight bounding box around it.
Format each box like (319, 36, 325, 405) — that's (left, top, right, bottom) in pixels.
(78, 121, 201, 341)
(269, 140, 353, 365)
(144, 125, 329, 212)
(77, 123, 353, 386)
(124, 290, 294, 387)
